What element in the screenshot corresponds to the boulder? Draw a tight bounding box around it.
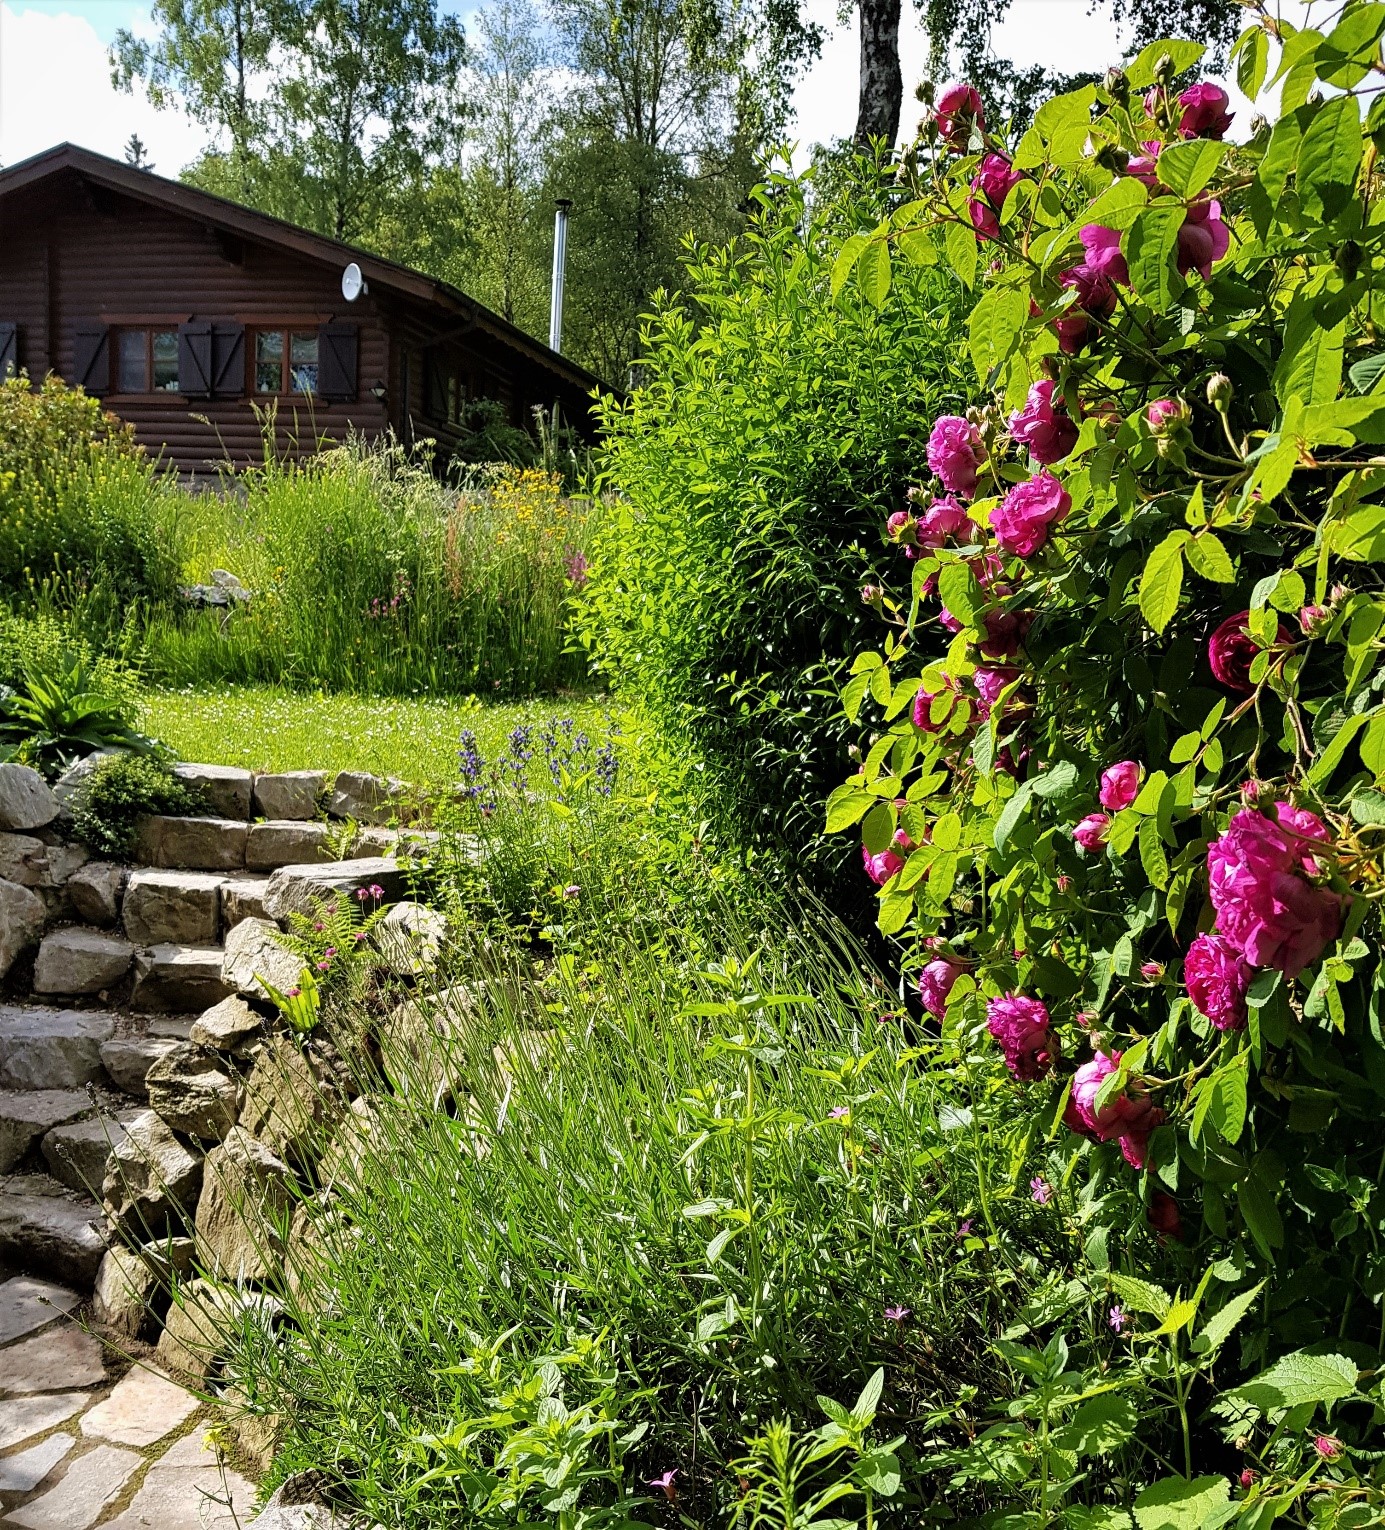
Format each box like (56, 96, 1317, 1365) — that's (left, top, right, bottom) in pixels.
(0, 1089, 90, 1173)
(253, 772, 326, 822)
(131, 815, 247, 872)
(373, 901, 446, 977)
(0, 1006, 114, 1089)
(173, 762, 252, 820)
(0, 1176, 105, 1285)
(222, 916, 301, 999)
(246, 820, 334, 870)
(51, 749, 121, 806)
(0, 878, 46, 981)
(327, 770, 410, 825)
(98, 1035, 180, 1097)
(189, 995, 266, 1057)
(130, 943, 233, 1013)
(195, 1127, 295, 1282)
(0, 765, 58, 832)
(66, 862, 124, 926)
(241, 1037, 348, 1168)
(351, 826, 396, 856)
(102, 1108, 203, 1236)
(262, 857, 407, 922)
(157, 1277, 280, 1381)
(42, 1109, 140, 1193)
(0, 833, 87, 889)
(91, 1239, 193, 1339)
(221, 875, 271, 927)
(144, 1042, 240, 1141)
(32, 927, 134, 995)
(122, 869, 223, 946)
(244, 1477, 364, 1529)
(380, 984, 484, 1104)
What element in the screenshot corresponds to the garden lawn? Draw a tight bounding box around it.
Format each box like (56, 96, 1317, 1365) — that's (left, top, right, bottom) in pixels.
(140, 684, 613, 783)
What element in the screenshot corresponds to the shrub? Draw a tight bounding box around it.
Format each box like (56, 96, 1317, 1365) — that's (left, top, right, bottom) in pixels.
(574, 164, 966, 910)
(70, 754, 204, 858)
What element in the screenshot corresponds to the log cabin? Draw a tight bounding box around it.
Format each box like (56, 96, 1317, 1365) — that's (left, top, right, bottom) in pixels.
(0, 143, 604, 474)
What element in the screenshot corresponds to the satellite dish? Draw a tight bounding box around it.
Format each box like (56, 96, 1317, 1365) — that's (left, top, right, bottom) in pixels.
(341, 262, 367, 302)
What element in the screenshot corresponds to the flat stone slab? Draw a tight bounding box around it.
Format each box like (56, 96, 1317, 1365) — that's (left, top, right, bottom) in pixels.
(80, 1365, 199, 1448)
(0, 1432, 74, 1494)
(42, 1111, 139, 1194)
(173, 763, 253, 821)
(245, 820, 333, 871)
(0, 1091, 91, 1175)
(262, 857, 406, 921)
(32, 928, 135, 996)
(0, 1180, 106, 1286)
(0, 1009, 115, 1092)
(0, 1277, 80, 1345)
(131, 817, 247, 873)
(0, 1392, 86, 1451)
(97, 1036, 179, 1098)
(253, 772, 325, 822)
(0, 1322, 107, 1395)
(5, 1440, 143, 1529)
(122, 870, 223, 947)
(130, 946, 233, 1014)
(0, 766, 59, 833)
(219, 876, 270, 928)
(104, 1431, 257, 1530)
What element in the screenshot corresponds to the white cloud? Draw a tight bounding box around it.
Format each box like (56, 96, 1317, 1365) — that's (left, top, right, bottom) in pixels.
(0, 3, 209, 172)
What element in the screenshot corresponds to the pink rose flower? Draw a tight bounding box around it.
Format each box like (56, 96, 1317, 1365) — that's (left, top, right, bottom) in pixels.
(1177, 200, 1230, 280)
(1314, 1435, 1343, 1461)
(1099, 760, 1142, 811)
(1184, 932, 1251, 1031)
(862, 843, 905, 886)
(1299, 603, 1330, 636)
(1053, 311, 1092, 354)
(913, 683, 956, 732)
(1176, 82, 1233, 140)
(915, 494, 972, 547)
(1127, 139, 1163, 191)
(1060, 224, 1129, 320)
(886, 509, 918, 545)
(1206, 807, 1343, 978)
(918, 957, 965, 1019)
(927, 416, 986, 496)
(1073, 812, 1111, 852)
(990, 471, 1071, 558)
(967, 153, 1022, 239)
(985, 993, 1056, 1080)
(935, 82, 984, 151)
(1009, 379, 1079, 465)
(1145, 397, 1188, 434)
(973, 665, 1019, 716)
(1070, 1050, 1162, 1166)
(1208, 610, 1292, 692)
(979, 606, 1030, 660)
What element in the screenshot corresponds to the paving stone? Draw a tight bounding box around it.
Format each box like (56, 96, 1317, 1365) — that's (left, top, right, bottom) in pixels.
(103, 1109, 203, 1236)
(221, 918, 300, 1001)
(31, 928, 135, 995)
(0, 1092, 90, 1174)
(0, 1180, 105, 1285)
(0, 1008, 115, 1091)
(0, 1392, 86, 1451)
(196, 1126, 293, 1282)
(97, 1036, 180, 1099)
(130, 945, 233, 1014)
(80, 1365, 198, 1447)
(103, 1431, 257, 1530)
(144, 1044, 240, 1141)
(131, 816, 248, 872)
(0, 1277, 80, 1346)
(0, 836, 86, 891)
(65, 862, 124, 928)
(0, 1433, 74, 1495)
(253, 771, 325, 822)
(327, 770, 408, 825)
(219, 876, 270, 928)
(4, 1440, 142, 1529)
(0, 1322, 106, 1394)
(0, 881, 46, 984)
(262, 857, 406, 922)
(245, 820, 333, 871)
(121, 870, 223, 947)
(189, 996, 265, 1058)
(173, 763, 253, 821)
(42, 1110, 139, 1194)
(0, 767, 58, 833)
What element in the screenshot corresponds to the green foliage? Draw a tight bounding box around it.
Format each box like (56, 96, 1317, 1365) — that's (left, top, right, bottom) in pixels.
(69, 753, 206, 859)
(0, 655, 157, 777)
(577, 164, 966, 906)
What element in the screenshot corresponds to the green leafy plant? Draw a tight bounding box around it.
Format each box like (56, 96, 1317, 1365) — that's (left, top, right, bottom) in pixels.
(0, 655, 157, 775)
(69, 753, 204, 858)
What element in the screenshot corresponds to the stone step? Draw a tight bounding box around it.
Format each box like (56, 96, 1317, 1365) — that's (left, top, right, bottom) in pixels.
(129, 945, 233, 1013)
(172, 762, 252, 820)
(31, 928, 135, 998)
(252, 770, 325, 821)
(0, 1091, 92, 1174)
(99, 1035, 182, 1098)
(261, 856, 406, 921)
(131, 816, 248, 872)
(122, 869, 225, 947)
(245, 821, 334, 871)
(42, 1109, 142, 1195)
(221, 875, 270, 927)
(0, 1008, 115, 1091)
(0, 1173, 105, 1286)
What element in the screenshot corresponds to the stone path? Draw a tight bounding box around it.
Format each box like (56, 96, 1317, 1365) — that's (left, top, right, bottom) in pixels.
(0, 1272, 256, 1528)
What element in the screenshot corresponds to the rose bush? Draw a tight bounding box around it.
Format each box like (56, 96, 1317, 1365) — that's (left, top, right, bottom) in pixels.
(829, 10, 1385, 1520)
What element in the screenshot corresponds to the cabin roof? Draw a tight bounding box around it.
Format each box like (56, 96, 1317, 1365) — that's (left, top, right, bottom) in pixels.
(0, 142, 604, 397)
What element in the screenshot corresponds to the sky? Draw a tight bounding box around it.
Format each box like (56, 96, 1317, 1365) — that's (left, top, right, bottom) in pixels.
(0, 0, 1291, 176)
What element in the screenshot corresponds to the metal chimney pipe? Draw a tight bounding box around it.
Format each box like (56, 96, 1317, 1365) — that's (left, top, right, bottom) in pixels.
(549, 198, 572, 353)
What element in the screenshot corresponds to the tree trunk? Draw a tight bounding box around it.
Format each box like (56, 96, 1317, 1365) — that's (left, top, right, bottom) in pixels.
(854, 0, 902, 148)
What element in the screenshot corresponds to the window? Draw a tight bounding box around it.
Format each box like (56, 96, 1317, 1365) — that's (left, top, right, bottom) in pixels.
(253, 329, 318, 395)
(116, 328, 179, 393)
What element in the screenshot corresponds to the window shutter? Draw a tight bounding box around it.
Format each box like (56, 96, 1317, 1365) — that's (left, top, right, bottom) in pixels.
(210, 323, 245, 398)
(178, 321, 214, 398)
(72, 324, 109, 394)
(0, 324, 16, 378)
(318, 322, 358, 402)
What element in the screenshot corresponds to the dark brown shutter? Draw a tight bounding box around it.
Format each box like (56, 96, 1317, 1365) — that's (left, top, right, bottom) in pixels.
(72, 324, 109, 394)
(318, 322, 358, 401)
(211, 323, 245, 398)
(0, 324, 16, 378)
(178, 321, 214, 397)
